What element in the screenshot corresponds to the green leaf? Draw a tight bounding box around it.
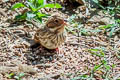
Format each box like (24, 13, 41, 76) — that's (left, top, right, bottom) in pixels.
(36, 3, 62, 11)
(71, 77, 81, 80)
(18, 73, 25, 78)
(98, 4, 105, 9)
(104, 65, 111, 70)
(80, 29, 88, 36)
(14, 76, 20, 80)
(14, 73, 25, 80)
(38, 0, 44, 5)
(109, 27, 115, 37)
(26, 12, 36, 20)
(92, 0, 105, 9)
(92, 0, 99, 4)
(112, 64, 116, 68)
(100, 51, 105, 57)
(7, 73, 15, 79)
(15, 14, 27, 20)
(36, 17, 42, 23)
(36, 12, 47, 18)
(116, 19, 120, 23)
(27, 2, 37, 12)
(88, 49, 99, 52)
(12, 3, 25, 10)
(54, 3, 62, 8)
(102, 59, 111, 70)
(101, 60, 106, 64)
(90, 52, 102, 57)
(28, 0, 35, 3)
(88, 49, 104, 57)
(65, 27, 77, 35)
(44, 3, 62, 8)
(80, 75, 89, 79)
(107, 6, 114, 10)
(93, 64, 102, 71)
(99, 24, 113, 29)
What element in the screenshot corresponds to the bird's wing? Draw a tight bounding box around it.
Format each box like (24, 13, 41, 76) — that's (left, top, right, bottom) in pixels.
(34, 28, 49, 42)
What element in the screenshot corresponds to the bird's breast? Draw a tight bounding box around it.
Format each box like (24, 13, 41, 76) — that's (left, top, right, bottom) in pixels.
(38, 30, 67, 49)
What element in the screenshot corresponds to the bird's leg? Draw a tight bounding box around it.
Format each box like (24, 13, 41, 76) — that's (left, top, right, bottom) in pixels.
(56, 48, 63, 54)
(55, 48, 59, 52)
(43, 48, 60, 53)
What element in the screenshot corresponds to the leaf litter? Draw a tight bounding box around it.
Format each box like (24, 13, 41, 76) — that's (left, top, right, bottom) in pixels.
(0, 1, 120, 80)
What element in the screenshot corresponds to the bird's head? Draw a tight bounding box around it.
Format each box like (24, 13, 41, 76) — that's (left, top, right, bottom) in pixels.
(46, 15, 67, 34)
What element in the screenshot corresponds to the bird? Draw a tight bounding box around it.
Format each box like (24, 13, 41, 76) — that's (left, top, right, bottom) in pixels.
(34, 15, 67, 50)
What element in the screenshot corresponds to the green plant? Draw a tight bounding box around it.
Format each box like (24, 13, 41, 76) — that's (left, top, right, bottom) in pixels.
(6, 72, 25, 80)
(71, 48, 116, 80)
(92, 0, 105, 9)
(98, 19, 120, 37)
(66, 14, 101, 36)
(66, 15, 90, 36)
(92, 0, 120, 16)
(12, 0, 62, 22)
(88, 48, 115, 79)
(6, 73, 15, 79)
(14, 73, 25, 80)
(71, 75, 91, 80)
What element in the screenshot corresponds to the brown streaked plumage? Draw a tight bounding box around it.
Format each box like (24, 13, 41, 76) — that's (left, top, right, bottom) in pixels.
(34, 15, 67, 49)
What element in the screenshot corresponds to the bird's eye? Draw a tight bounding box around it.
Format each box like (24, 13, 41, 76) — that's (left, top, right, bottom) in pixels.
(54, 19, 59, 23)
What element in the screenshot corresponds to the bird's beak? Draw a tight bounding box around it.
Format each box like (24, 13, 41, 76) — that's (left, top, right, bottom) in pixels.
(64, 19, 68, 22)
(63, 19, 68, 25)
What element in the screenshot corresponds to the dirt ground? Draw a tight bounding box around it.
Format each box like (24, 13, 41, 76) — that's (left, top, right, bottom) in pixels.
(0, 1, 120, 80)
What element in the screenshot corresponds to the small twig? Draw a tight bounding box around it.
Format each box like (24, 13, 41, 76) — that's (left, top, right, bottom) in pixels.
(36, 63, 52, 68)
(0, 8, 7, 17)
